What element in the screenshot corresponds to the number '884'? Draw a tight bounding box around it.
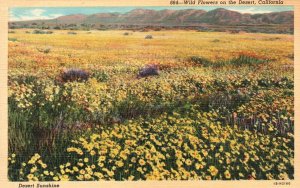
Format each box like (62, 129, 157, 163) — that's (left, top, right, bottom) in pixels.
(170, 0, 179, 5)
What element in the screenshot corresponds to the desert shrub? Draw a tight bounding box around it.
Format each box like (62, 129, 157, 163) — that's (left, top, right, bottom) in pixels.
(59, 68, 89, 83)
(67, 31, 77, 35)
(32, 30, 45, 34)
(97, 28, 108, 31)
(123, 32, 130, 36)
(36, 47, 51, 54)
(197, 26, 210, 32)
(25, 31, 30, 34)
(266, 37, 281, 41)
(213, 28, 226, 32)
(211, 39, 220, 42)
(145, 35, 153, 39)
(8, 38, 18, 42)
(229, 30, 240, 34)
(140, 29, 149, 32)
(287, 53, 294, 60)
(8, 30, 15, 33)
(137, 64, 159, 78)
(32, 30, 53, 34)
(189, 56, 211, 67)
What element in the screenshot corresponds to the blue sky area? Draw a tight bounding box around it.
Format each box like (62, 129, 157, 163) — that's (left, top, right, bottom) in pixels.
(10, 6, 294, 21)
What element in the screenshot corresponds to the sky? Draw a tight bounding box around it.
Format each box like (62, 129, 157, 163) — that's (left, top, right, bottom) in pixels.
(9, 6, 294, 21)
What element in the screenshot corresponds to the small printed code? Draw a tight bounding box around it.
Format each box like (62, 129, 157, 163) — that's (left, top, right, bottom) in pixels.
(273, 182, 291, 186)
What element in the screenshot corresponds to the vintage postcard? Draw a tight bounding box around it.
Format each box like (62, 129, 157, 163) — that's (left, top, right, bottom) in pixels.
(0, 0, 299, 188)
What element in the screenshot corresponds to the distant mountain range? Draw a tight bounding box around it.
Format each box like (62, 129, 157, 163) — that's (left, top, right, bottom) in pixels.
(11, 8, 294, 25)
(9, 8, 294, 33)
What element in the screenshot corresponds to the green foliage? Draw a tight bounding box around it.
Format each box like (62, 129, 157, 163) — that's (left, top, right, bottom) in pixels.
(8, 38, 18, 42)
(32, 30, 53, 34)
(67, 31, 77, 35)
(230, 55, 269, 66)
(189, 55, 269, 68)
(91, 70, 109, 82)
(8, 106, 294, 180)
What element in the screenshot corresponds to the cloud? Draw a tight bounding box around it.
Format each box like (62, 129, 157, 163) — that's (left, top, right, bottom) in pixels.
(30, 9, 46, 17)
(228, 8, 272, 14)
(9, 8, 63, 21)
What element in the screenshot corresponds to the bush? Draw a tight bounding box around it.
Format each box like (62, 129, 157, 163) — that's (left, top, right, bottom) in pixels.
(145, 35, 153, 39)
(32, 30, 53, 34)
(8, 38, 18, 42)
(59, 68, 89, 83)
(67, 31, 77, 35)
(211, 39, 220, 42)
(36, 47, 51, 54)
(266, 37, 281, 41)
(137, 64, 159, 78)
(229, 30, 240, 34)
(32, 30, 44, 34)
(8, 30, 15, 33)
(140, 29, 149, 32)
(123, 32, 130, 36)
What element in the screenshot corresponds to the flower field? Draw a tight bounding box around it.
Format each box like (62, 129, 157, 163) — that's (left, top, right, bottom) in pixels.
(8, 29, 294, 181)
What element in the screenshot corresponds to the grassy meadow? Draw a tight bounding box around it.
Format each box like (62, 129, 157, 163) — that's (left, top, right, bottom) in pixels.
(8, 29, 294, 181)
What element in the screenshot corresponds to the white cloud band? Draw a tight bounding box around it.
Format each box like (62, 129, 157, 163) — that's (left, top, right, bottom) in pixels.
(10, 8, 63, 21)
